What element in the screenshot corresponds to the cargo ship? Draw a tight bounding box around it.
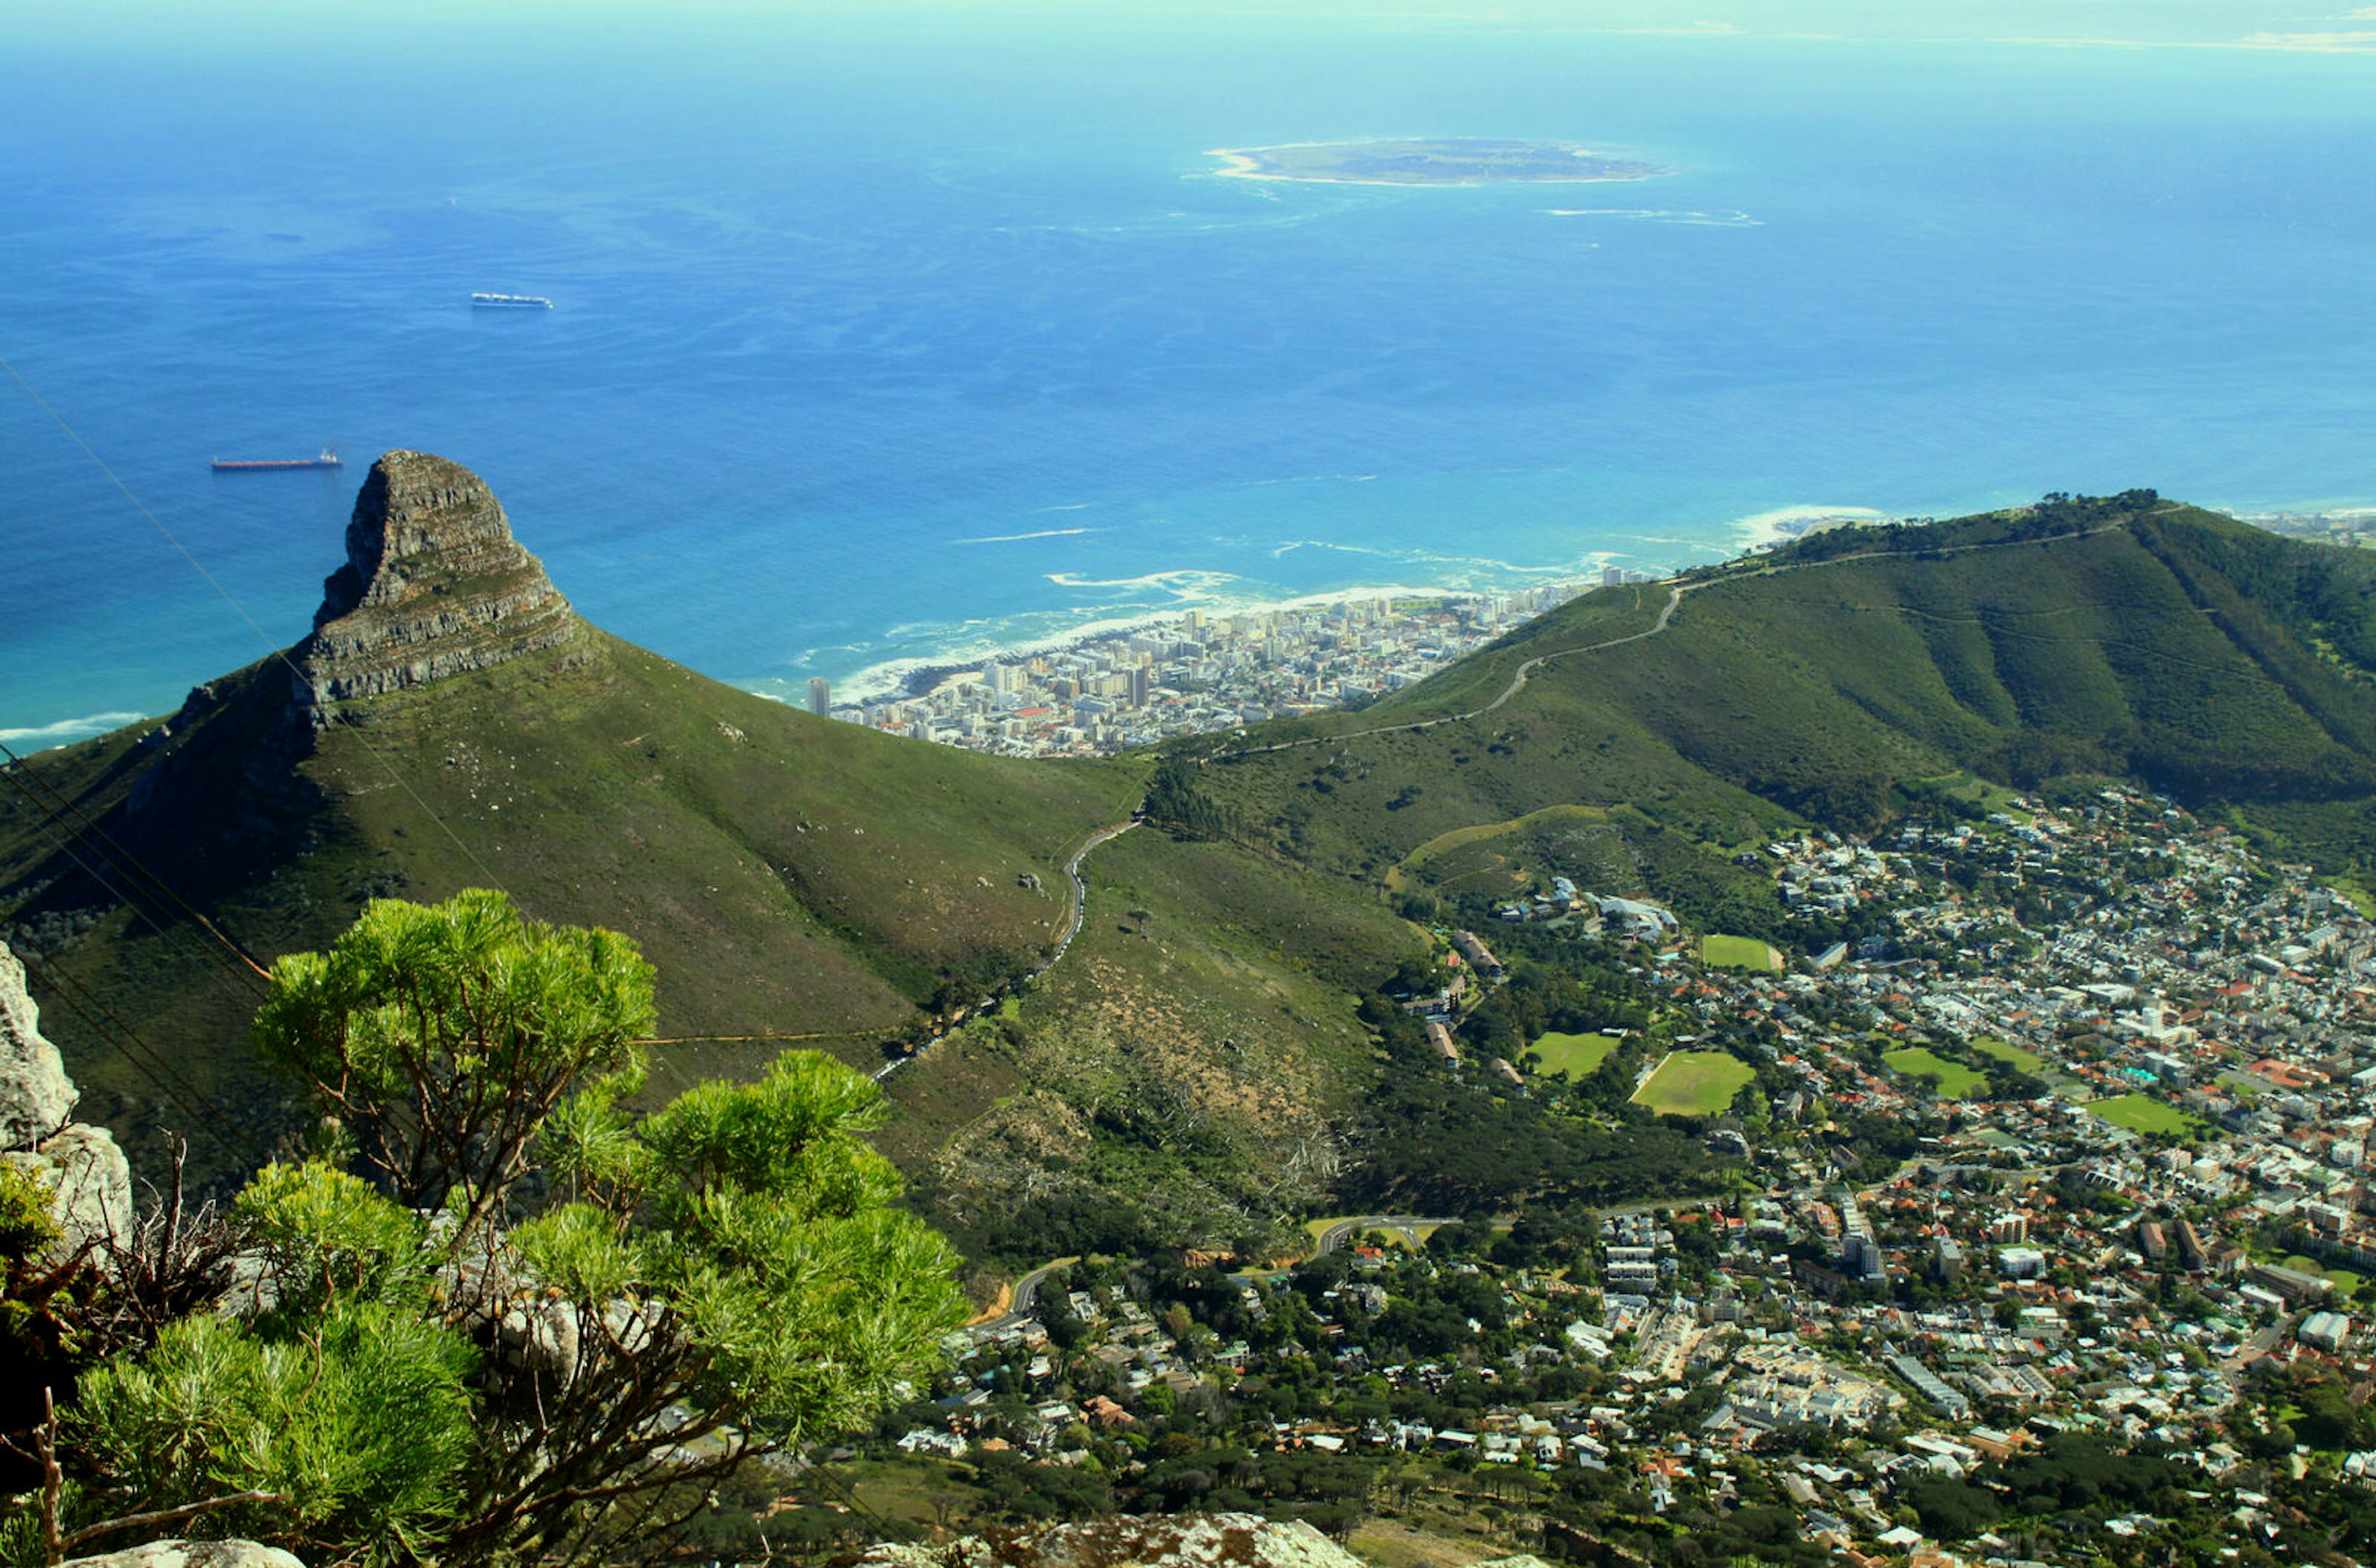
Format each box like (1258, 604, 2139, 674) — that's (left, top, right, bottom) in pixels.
(471, 291, 553, 309)
(212, 449, 343, 472)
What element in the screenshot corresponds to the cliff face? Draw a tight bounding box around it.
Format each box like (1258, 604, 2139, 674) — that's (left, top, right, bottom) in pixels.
(1, 946, 131, 1249)
(0, 943, 76, 1148)
(295, 450, 581, 715)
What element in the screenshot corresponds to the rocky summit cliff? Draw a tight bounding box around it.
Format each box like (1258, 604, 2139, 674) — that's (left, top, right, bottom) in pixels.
(294, 450, 581, 717)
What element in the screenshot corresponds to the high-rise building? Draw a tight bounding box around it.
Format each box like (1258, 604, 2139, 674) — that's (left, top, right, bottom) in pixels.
(807, 676, 831, 717)
(1127, 665, 1150, 708)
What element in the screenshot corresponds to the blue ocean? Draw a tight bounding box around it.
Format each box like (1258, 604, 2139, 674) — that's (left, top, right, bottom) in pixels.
(4, 7, 2372, 743)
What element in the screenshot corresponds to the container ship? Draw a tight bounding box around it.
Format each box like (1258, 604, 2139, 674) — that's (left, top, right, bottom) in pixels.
(212, 448, 343, 472)
(471, 291, 553, 309)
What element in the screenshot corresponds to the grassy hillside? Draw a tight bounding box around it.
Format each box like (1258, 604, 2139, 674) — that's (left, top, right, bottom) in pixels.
(883, 825, 1425, 1266)
(1172, 495, 2376, 923)
(0, 631, 1138, 1185)
(0, 619, 1429, 1249)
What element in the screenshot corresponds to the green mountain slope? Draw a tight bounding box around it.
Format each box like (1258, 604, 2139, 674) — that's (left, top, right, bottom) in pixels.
(14, 479, 2375, 1249)
(0, 453, 1152, 1187)
(0, 634, 1140, 1178)
(0, 453, 1429, 1246)
(1173, 495, 2376, 918)
(881, 824, 1426, 1267)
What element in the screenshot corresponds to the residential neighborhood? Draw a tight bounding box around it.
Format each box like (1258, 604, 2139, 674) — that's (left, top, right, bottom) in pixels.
(808, 785, 2376, 1567)
(829, 582, 1618, 756)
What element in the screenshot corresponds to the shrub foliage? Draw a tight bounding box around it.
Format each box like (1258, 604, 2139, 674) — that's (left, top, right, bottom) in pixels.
(7, 890, 967, 1568)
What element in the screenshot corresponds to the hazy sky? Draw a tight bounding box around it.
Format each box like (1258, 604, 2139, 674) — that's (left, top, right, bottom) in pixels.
(9, 0, 2375, 50)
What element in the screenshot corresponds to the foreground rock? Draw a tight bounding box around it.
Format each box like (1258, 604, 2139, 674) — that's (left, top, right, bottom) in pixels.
(1, 940, 76, 1145)
(65, 1540, 304, 1568)
(842, 1514, 1557, 1568)
(842, 1515, 1366, 1568)
(1, 944, 132, 1249)
(295, 449, 581, 713)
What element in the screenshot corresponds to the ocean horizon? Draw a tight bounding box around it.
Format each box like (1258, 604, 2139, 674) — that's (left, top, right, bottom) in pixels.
(4, 6, 2372, 746)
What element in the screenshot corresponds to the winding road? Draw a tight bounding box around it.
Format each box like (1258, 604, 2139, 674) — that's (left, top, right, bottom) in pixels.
(1315, 1213, 1456, 1256)
(1215, 583, 1689, 760)
(872, 817, 1139, 1081)
(1038, 819, 1141, 976)
(966, 1259, 1071, 1338)
(885, 516, 2157, 1082)
(918, 513, 2178, 1322)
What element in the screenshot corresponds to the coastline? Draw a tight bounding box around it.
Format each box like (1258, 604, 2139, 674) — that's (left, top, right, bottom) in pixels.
(0, 710, 152, 752)
(20, 498, 2368, 753)
(2, 501, 1923, 750)
(2237, 504, 2376, 522)
(812, 579, 1510, 710)
(774, 499, 1922, 715)
(1731, 504, 1892, 553)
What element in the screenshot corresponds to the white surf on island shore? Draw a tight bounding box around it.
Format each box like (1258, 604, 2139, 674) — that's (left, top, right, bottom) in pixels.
(1543, 207, 1761, 226)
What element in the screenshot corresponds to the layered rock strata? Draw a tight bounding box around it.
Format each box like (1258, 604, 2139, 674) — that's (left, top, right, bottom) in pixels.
(294, 450, 580, 715)
(1, 945, 132, 1249)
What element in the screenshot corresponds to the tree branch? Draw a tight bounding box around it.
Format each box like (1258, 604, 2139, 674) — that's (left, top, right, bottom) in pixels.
(59, 1493, 291, 1554)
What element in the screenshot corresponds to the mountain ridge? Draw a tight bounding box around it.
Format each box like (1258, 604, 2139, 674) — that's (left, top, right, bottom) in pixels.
(0, 455, 1153, 1191)
(11, 476, 2376, 1248)
(296, 448, 583, 711)
(1162, 493, 2376, 928)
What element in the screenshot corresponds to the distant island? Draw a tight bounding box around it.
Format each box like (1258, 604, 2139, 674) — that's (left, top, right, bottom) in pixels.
(1208, 137, 1664, 186)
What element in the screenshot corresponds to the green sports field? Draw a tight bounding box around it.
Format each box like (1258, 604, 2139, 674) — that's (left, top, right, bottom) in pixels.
(1885, 1046, 1988, 1099)
(1531, 1030, 1621, 1078)
(1632, 1051, 1755, 1116)
(2283, 1255, 2364, 1302)
(1973, 1036, 2042, 1074)
(2091, 1093, 2204, 1138)
(1700, 934, 1782, 973)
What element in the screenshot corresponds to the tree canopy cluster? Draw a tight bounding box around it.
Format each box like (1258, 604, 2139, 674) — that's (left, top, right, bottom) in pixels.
(1349, 982, 1733, 1213)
